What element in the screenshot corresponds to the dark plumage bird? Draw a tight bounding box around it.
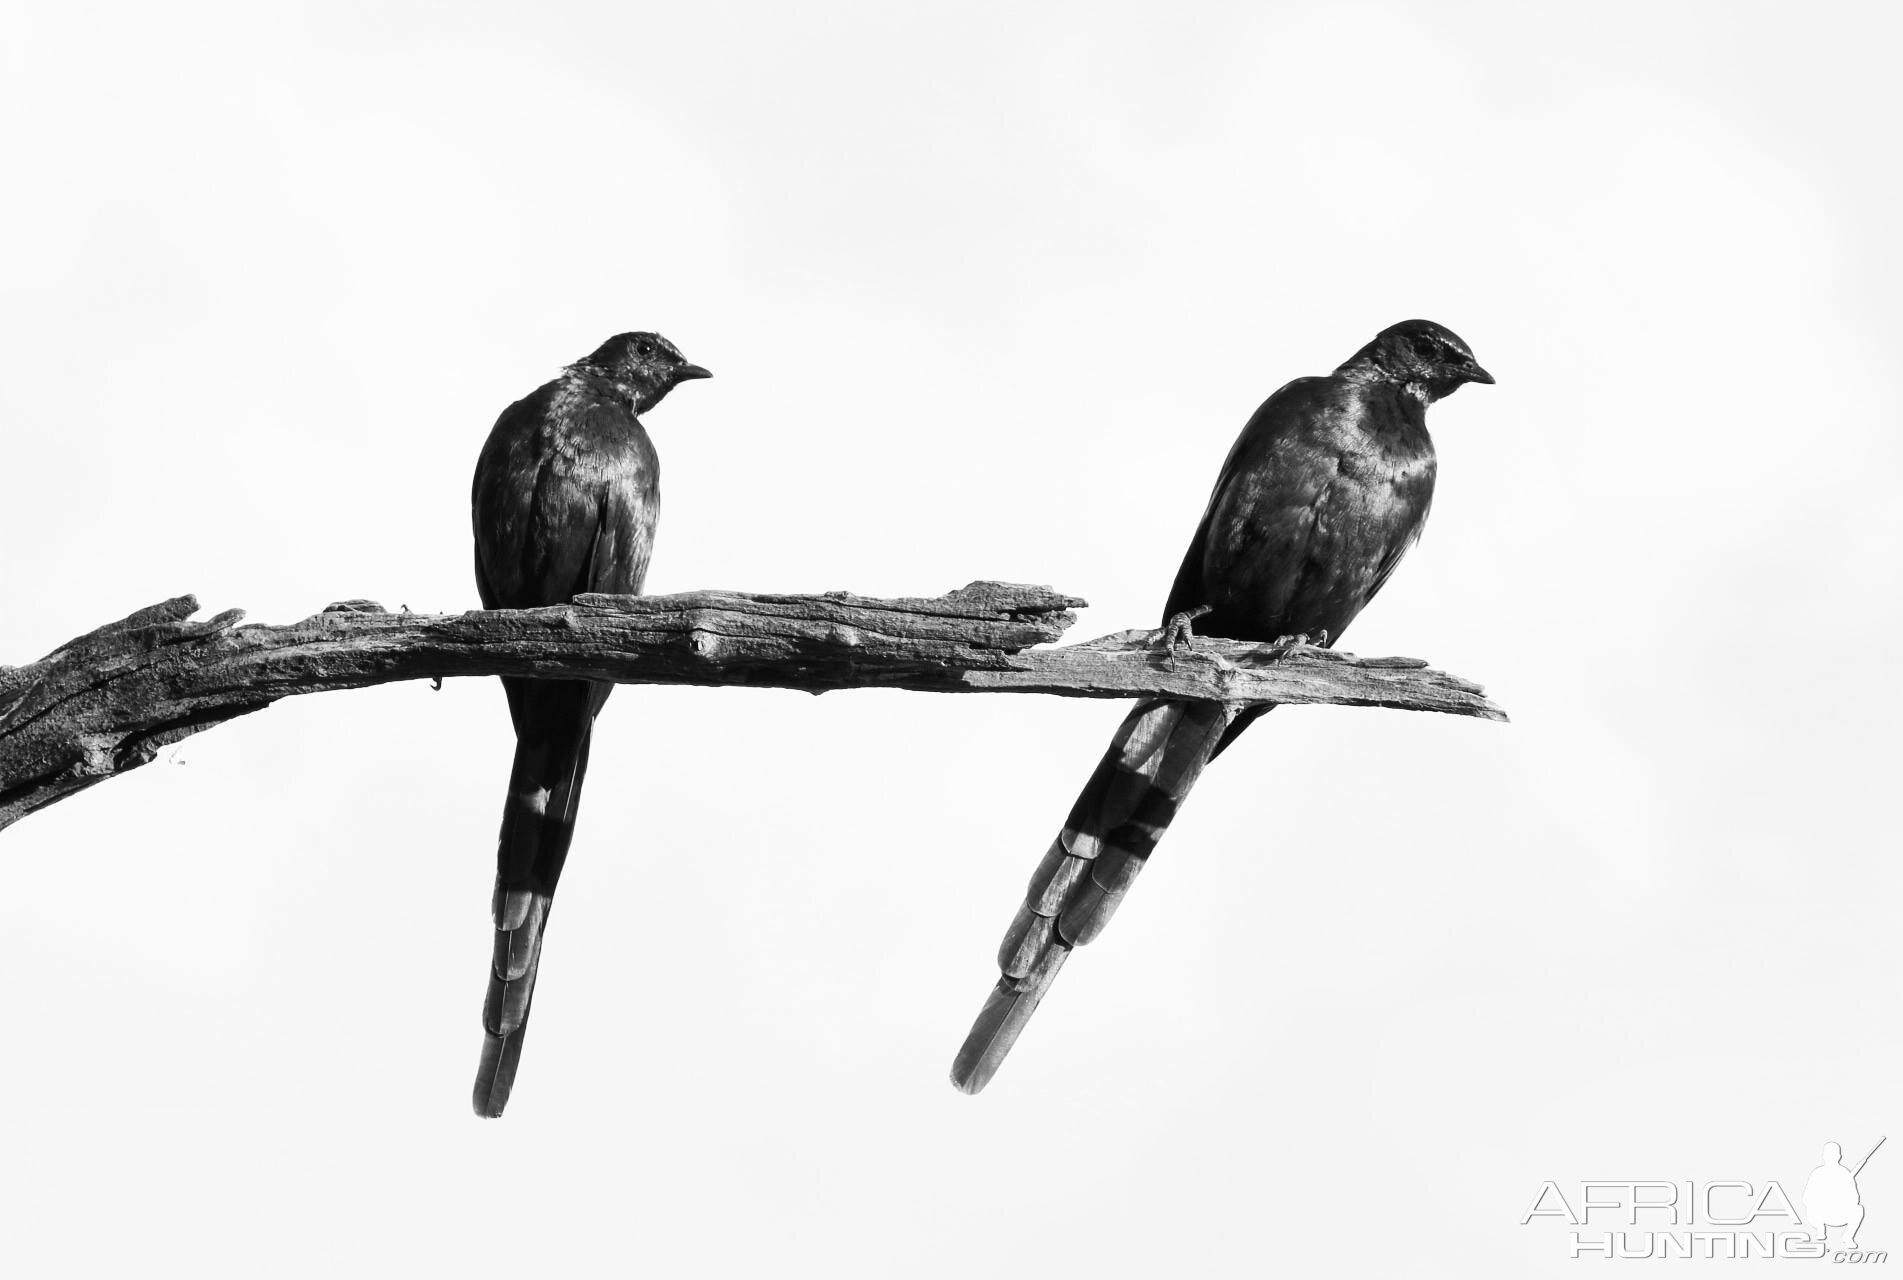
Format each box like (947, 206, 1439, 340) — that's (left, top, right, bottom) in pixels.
(951, 319, 1492, 1094)
(469, 331, 710, 1117)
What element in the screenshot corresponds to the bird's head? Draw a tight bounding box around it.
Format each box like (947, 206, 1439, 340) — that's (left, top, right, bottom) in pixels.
(570, 331, 712, 412)
(1340, 319, 1493, 403)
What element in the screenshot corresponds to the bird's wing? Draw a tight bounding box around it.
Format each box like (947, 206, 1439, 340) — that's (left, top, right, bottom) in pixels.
(581, 461, 658, 598)
(1363, 480, 1433, 602)
(1168, 382, 1434, 647)
(472, 398, 657, 608)
(1162, 386, 1343, 637)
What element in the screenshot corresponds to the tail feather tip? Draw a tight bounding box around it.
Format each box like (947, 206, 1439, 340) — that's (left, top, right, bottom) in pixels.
(472, 1027, 525, 1118)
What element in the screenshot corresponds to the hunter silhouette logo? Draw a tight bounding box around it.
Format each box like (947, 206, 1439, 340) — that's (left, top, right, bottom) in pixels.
(1521, 1137, 1887, 1262)
(1807, 1138, 1885, 1254)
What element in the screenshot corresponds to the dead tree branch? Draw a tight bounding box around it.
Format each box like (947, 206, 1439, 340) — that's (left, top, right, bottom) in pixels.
(0, 582, 1505, 830)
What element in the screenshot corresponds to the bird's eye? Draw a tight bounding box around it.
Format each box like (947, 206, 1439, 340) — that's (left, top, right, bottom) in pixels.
(637, 342, 654, 357)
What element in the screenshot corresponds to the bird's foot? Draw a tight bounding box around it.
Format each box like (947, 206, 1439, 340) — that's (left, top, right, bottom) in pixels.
(1159, 605, 1213, 653)
(1153, 605, 1212, 670)
(1269, 629, 1328, 660)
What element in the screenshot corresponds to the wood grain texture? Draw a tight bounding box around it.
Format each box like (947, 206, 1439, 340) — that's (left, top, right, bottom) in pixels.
(0, 582, 1505, 830)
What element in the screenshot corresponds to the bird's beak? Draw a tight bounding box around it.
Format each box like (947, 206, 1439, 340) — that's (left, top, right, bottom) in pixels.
(676, 363, 713, 382)
(1464, 362, 1495, 385)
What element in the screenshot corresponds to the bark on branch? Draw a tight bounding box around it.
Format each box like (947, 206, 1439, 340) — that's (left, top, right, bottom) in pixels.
(0, 582, 1505, 831)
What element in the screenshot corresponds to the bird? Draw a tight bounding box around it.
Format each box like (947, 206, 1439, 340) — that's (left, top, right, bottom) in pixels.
(468, 331, 710, 1117)
(950, 319, 1492, 1094)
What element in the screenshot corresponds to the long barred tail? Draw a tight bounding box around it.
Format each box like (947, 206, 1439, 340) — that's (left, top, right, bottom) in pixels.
(950, 698, 1241, 1094)
(473, 678, 600, 1118)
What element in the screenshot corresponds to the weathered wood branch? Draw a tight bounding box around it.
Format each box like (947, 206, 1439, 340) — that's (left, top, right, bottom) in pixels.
(0, 582, 1505, 831)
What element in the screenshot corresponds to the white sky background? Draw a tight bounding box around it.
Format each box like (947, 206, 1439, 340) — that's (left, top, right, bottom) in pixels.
(3, 1, 1900, 1274)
